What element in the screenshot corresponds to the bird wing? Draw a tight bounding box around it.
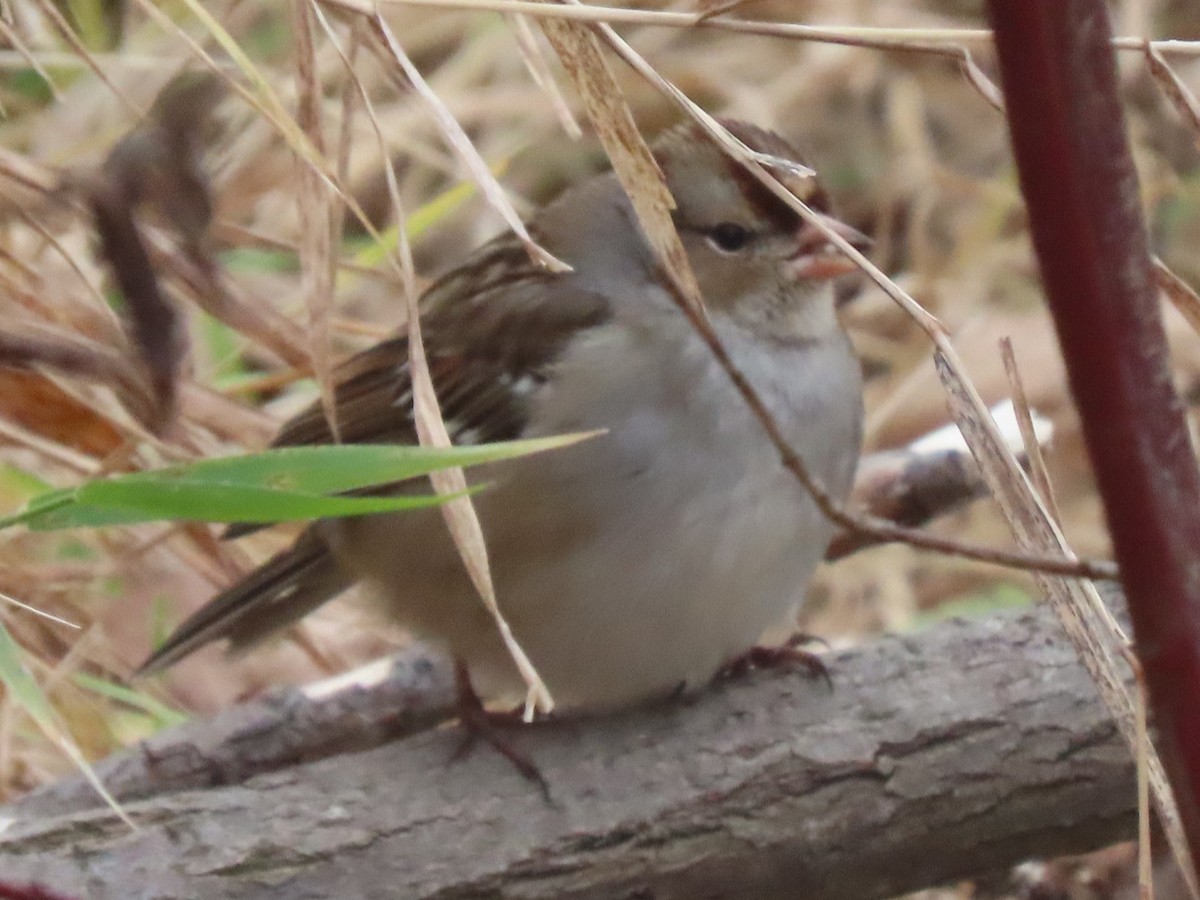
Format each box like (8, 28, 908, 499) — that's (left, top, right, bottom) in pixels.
(271, 232, 611, 450)
(138, 234, 611, 674)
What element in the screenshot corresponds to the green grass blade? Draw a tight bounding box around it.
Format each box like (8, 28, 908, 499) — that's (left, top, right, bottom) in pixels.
(98, 434, 587, 493)
(72, 672, 189, 732)
(1, 433, 596, 532)
(65, 482, 480, 527)
(0, 620, 134, 827)
(0, 492, 75, 530)
(350, 169, 501, 269)
(26, 484, 481, 531)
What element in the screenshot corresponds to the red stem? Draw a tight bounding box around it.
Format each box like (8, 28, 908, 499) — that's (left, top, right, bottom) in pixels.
(987, 0, 1200, 856)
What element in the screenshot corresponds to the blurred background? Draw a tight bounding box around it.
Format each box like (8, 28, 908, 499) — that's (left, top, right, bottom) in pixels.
(2, 1, 1200, 895)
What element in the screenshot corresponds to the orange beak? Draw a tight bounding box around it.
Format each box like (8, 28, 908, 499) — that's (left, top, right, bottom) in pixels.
(789, 214, 871, 280)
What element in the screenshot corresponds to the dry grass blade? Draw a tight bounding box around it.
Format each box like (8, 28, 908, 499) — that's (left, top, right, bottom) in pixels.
(0, 330, 158, 435)
(958, 48, 1004, 111)
(329, 12, 363, 307)
(331, 17, 364, 185)
(693, 0, 756, 22)
(0, 621, 134, 828)
(291, 0, 340, 442)
(0, 592, 80, 631)
(0, 17, 62, 103)
(1123, 648, 1155, 900)
(329, 0, 1200, 55)
(0, 411, 103, 476)
(337, 0, 999, 47)
(323, 19, 554, 715)
(1000, 337, 1061, 523)
(408, 312, 554, 718)
(154, 238, 311, 369)
(507, 13, 581, 138)
(28, 0, 139, 117)
(0, 146, 59, 201)
(1154, 258, 1200, 337)
(368, 13, 569, 274)
(535, 8, 706, 318)
(133, 0, 373, 243)
(1146, 42, 1200, 134)
(934, 347, 1198, 900)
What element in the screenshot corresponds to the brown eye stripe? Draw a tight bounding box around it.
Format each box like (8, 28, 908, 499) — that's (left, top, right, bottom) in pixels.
(724, 165, 806, 232)
(711, 118, 828, 231)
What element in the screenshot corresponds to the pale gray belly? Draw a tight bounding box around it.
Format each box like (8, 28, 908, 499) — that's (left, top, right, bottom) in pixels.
(327, 323, 862, 708)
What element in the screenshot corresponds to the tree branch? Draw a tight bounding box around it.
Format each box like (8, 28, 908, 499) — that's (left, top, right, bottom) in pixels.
(10, 646, 458, 819)
(9, 423, 1048, 821)
(0, 607, 1136, 899)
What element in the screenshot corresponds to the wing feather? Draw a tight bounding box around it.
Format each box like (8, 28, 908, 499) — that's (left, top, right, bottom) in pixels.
(141, 233, 611, 672)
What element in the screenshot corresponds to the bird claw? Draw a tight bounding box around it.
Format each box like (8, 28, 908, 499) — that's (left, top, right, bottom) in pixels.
(717, 634, 833, 690)
(451, 661, 550, 798)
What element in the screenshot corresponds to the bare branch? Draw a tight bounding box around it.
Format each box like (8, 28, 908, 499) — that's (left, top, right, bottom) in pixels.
(0, 607, 1137, 899)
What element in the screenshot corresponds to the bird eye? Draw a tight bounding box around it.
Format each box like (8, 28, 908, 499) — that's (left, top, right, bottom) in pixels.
(707, 222, 753, 253)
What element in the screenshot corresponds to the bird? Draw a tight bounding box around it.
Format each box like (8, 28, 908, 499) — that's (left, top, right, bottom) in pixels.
(137, 118, 866, 715)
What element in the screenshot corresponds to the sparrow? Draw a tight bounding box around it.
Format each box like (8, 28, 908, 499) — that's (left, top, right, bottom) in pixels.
(138, 118, 866, 713)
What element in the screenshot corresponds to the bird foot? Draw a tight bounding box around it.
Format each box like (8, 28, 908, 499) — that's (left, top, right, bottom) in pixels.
(451, 661, 549, 797)
(717, 633, 833, 690)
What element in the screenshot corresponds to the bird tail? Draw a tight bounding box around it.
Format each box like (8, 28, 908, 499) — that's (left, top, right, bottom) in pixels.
(135, 528, 352, 676)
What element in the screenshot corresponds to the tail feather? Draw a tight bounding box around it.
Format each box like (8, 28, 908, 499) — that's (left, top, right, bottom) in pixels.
(135, 529, 352, 676)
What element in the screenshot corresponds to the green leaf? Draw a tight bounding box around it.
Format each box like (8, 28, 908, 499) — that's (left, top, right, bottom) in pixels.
(101, 436, 576, 493)
(1, 434, 595, 532)
(0, 491, 74, 530)
(61, 480, 481, 528)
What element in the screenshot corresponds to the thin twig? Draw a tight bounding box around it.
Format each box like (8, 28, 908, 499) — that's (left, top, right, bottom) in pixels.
(577, 14, 1119, 582)
(320, 0, 1200, 56)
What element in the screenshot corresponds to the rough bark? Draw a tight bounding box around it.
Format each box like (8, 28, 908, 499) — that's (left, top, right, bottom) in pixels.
(8, 438, 1017, 823)
(10, 646, 458, 819)
(0, 608, 1136, 900)
(6, 431, 1029, 823)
